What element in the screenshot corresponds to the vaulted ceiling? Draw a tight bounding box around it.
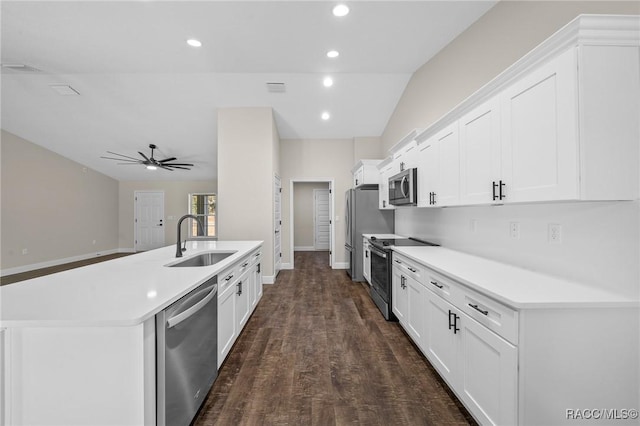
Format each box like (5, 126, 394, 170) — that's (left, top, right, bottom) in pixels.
(1, 1, 496, 180)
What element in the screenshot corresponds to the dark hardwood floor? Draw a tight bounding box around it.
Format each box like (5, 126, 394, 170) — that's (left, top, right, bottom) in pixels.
(194, 251, 475, 426)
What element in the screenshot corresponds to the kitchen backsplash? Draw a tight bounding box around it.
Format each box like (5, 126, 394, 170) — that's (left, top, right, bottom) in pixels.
(395, 200, 639, 299)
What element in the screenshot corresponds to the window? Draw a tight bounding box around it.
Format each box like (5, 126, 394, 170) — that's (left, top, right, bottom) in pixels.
(188, 193, 216, 238)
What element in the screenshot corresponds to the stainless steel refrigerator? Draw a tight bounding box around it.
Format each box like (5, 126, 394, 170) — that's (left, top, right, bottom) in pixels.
(345, 186, 394, 281)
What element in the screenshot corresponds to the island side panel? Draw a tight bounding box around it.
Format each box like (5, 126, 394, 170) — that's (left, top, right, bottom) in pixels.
(518, 307, 640, 425)
(6, 321, 153, 426)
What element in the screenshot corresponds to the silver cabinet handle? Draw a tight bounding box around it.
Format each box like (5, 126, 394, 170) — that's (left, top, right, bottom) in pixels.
(408, 267, 417, 273)
(430, 280, 443, 289)
(237, 281, 243, 296)
(167, 284, 217, 329)
(241, 262, 249, 268)
(224, 274, 234, 282)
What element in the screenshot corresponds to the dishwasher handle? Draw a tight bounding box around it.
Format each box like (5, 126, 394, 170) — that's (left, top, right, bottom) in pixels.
(166, 284, 217, 329)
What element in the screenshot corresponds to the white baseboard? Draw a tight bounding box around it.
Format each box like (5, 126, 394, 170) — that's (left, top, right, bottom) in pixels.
(0, 248, 135, 277)
(293, 246, 315, 251)
(262, 275, 276, 284)
(280, 263, 293, 270)
(333, 262, 348, 269)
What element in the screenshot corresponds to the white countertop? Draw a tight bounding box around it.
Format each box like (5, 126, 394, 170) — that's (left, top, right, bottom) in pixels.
(0, 240, 262, 328)
(392, 246, 638, 309)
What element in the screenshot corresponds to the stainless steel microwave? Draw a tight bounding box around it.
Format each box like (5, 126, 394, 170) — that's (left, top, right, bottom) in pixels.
(389, 168, 417, 206)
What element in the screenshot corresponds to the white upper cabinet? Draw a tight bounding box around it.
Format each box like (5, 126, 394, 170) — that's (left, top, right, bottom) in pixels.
(352, 159, 383, 188)
(389, 129, 421, 176)
(417, 122, 460, 207)
(459, 97, 502, 205)
(413, 16, 639, 207)
(500, 48, 579, 203)
(377, 158, 396, 210)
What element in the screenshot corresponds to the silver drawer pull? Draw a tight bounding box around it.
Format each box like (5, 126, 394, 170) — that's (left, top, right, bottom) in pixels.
(468, 303, 489, 316)
(224, 274, 234, 282)
(408, 267, 417, 273)
(254, 253, 261, 257)
(241, 262, 249, 267)
(430, 280, 443, 289)
(394, 259, 401, 264)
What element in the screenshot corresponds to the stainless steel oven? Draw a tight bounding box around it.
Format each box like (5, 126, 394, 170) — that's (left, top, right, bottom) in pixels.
(369, 244, 394, 321)
(368, 237, 438, 321)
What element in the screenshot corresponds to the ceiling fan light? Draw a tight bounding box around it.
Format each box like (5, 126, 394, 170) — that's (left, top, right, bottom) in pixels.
(146, 165, 157, 170)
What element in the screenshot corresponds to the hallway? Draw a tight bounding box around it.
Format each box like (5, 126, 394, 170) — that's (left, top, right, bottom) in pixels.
(195, 251, 474, 425)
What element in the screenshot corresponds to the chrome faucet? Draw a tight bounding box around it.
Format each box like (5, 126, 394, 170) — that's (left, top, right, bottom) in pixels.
(176, 214, 204, 258)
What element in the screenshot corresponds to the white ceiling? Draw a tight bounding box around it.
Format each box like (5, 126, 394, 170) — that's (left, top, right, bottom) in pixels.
(1, 0, 496, 181)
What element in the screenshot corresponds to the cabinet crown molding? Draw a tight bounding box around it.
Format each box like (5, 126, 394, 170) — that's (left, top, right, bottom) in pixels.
(415, 14, 640, 144)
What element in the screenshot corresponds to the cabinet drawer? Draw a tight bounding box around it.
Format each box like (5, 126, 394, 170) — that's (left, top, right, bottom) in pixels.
(249, 250, 262, 266)
(392, 253, 422, 282)
(237, 256, 252, 276)
(218, 265, 239, 294)
(459, 286, 519, 345)
(423, 269, 459, 305)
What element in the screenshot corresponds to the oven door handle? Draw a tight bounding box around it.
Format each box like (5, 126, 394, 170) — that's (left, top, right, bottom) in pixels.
(370, 246, 387, 259)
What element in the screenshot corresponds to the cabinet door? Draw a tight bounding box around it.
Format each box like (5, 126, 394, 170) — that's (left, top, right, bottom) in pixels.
(435, 122, 461, 206)
(363, 241, 371, 283)
(254, 263, 263, 304)
(218, 286, 237, 367)
(379, 165, 396, 210)
(353, 167, 364, 187)
(417, 138, 438, 207)
(458, 313, 518, 426)
(460, 97, 501, 205)
(425, 291, 459, 386)
(501, 48, 579, 202)
(236, 275, 250, 330)
(407, 277, 428, 352)
(392, 267, 408, 324)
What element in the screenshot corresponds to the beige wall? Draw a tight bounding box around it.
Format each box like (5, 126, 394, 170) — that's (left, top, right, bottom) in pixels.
(280, 138, 355, 266)
(293, 182, 330, 249)
(1, 130, 119, 271)
(353, 136, 384, 162)
(381, 0, 640, 151)
(117, 180, 216, 250)
(217, 107, 279, 279)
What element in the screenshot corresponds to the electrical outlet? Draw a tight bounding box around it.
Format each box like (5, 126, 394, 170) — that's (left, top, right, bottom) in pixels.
(548, 223, 562, 244)
(92, 240, 96, 245)
(22, 248, 28, 255)
(509, 222, 520, 240)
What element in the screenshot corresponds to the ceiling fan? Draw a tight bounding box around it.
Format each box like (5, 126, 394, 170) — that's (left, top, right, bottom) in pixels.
(101, 144, 193, 171)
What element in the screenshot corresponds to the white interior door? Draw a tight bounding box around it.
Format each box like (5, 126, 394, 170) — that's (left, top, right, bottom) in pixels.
(135, 191, 165, 251)
(313, 189, 330, 250)
(274, 175, 282, 277)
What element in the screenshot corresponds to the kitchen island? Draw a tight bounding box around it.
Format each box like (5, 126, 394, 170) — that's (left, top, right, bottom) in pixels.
(0, 240, 263, 426)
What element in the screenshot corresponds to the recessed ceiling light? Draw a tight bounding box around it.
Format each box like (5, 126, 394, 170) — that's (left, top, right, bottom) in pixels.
(186, 39, 202, 47)
(146, 165, 158, 170)
(321, 112, 330, 120)
(323, 77, 334, 87)
(332, 4, 350, 17)
(327, 50, 339, 58)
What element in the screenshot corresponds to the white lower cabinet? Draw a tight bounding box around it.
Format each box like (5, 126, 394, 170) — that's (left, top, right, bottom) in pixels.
(218, 248, 263, 368)
(426, 291, 518, 425)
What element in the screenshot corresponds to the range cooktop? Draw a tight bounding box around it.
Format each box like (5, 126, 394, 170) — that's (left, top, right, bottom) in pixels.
(369, 237, 438, 250)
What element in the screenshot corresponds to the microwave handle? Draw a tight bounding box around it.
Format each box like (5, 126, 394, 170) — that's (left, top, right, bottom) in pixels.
(400, 175, 409, 198)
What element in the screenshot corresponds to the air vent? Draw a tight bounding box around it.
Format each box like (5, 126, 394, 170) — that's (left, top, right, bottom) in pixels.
(266, 82, 286, 93)
(1, 63, 42, 73)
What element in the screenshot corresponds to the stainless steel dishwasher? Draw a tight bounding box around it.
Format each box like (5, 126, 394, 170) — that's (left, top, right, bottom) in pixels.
(156, 276, 218, 426)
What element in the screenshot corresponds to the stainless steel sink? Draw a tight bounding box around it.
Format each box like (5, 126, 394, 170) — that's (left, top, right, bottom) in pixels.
(167, 251, 236, 267)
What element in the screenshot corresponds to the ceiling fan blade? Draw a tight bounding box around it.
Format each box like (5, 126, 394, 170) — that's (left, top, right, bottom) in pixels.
(158, 157, 177, 163)
(162, 163, 194, 167)
(106, 151, 141, 161)
(117, 163, 145, 165)
(101, 156, 140, 162)
(138, 151, 151, 162)
(158, 165, 174, 171)
(165, 165, 192, 170)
